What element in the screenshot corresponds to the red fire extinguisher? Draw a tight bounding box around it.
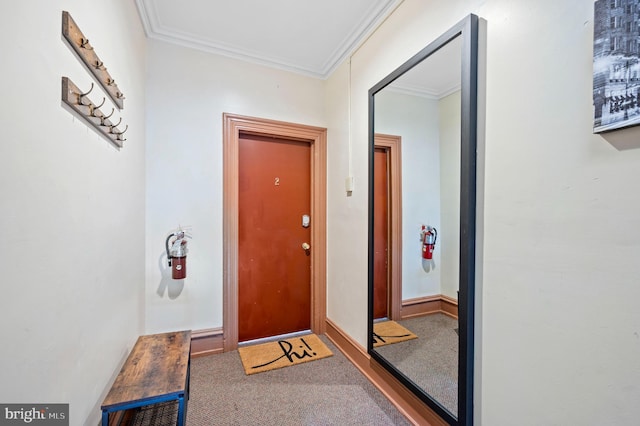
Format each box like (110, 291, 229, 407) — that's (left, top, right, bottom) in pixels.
(421, 225, 437, 260)
(166, 230, 190, 279)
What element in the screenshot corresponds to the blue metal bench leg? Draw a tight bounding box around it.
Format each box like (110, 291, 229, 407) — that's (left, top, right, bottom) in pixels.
(177, 395, 185, 426)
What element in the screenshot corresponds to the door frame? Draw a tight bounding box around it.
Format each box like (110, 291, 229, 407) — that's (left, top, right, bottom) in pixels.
(223, 113, 327, 351)
(375, 133, 402, 320)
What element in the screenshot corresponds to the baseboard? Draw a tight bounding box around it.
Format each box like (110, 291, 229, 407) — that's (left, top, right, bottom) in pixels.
(324, 319, 448, 426)
(190, 327, 224, 358)
(401, 294, 458, 320)
(187, 295, 458, 358)
(440, 295, 458, 319)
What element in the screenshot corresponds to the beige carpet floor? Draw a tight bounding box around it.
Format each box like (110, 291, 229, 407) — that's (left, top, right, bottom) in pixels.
(374, 313, 458, 416)
(187, 335, 411, 425)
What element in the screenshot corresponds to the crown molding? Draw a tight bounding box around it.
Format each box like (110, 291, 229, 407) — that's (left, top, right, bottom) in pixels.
(135, 0, 403, 79)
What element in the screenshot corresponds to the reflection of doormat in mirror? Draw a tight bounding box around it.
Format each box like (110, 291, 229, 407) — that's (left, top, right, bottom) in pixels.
(237, 334, 333, 375)
(373, 321, 418, 347)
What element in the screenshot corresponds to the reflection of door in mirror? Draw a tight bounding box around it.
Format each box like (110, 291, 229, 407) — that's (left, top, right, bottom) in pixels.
(373, 146, 389, 320)
(373, 135, 402, 321)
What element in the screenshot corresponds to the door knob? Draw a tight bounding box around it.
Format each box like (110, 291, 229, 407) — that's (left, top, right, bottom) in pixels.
(302, 242, 310, 251)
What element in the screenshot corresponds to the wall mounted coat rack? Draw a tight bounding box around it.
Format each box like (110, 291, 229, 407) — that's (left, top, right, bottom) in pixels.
(61, 77, 127, 148)
(62, 11, 125, 110)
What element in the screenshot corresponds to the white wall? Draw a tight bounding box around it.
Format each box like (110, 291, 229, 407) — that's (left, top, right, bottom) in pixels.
(325, 59, 369, 339)
(0, 1, 146, 424)
(145, 40, 326, 333)
(439, 91, 461, 299)
(326, 0, 640, 424)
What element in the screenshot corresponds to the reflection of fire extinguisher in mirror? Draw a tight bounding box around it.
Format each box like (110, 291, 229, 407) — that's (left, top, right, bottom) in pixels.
(166, 230, 191, 279)
(421, 225, 437, 260)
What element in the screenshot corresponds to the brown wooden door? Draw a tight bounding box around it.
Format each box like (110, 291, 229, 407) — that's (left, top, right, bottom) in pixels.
(373, 147, 389, 319)
(238, 133, 311, 342)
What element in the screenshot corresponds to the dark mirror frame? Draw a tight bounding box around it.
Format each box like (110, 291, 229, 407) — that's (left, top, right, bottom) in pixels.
(367, 14, 478, 426)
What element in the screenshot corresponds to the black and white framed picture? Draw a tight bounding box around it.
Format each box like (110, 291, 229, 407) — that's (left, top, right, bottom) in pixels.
(593, 0, 640, 133)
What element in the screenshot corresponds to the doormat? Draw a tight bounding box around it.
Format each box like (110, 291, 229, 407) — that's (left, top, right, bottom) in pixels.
(238, 334, 333, 375)
(373, 321, 418, 347)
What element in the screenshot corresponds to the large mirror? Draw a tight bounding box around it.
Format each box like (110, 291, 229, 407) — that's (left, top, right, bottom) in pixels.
(368, 15, 478, 425)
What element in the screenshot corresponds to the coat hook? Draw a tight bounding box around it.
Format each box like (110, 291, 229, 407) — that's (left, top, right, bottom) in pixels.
(107, 78, 116, 86)
(116, 91, 126, 100)
(109, 117, 123, 131)
(80, 38, 93, 50)
(89, 98, 106, 117)
(95, 60, 106, 70)
(78, 82, 94, 98)
(100, 108, 114, 126)
(76, 83, 94, 105)
(113, 125, 129, 139)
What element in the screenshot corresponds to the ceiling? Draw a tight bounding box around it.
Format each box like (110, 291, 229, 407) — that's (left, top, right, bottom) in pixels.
(135, 0, 403, 79)
(388, 36, 462, 99)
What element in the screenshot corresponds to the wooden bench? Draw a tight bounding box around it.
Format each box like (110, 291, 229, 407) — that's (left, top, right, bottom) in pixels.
(101, 330, 192, 426)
